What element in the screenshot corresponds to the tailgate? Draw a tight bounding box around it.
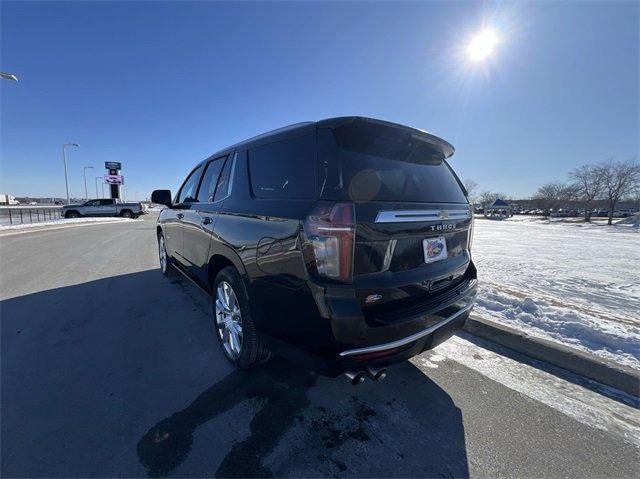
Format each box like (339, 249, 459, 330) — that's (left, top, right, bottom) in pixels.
(352, 202, 473, 315)
(316, 118, 474, 318)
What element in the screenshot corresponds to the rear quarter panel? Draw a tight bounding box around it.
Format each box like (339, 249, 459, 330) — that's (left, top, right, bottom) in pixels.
(211, 150, 332, 353)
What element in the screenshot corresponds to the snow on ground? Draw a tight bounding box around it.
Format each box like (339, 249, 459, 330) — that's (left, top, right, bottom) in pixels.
(0, 217, 136, 232)
(418, 334, 640, 444)
(472, 216, 640, 369)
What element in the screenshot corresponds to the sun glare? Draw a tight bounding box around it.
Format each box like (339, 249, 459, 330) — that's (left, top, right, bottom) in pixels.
(468, 29, 498, 61)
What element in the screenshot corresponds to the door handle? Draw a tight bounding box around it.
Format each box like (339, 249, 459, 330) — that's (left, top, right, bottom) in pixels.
(177, 213, 184, 219)
(202, 216, 212, 225)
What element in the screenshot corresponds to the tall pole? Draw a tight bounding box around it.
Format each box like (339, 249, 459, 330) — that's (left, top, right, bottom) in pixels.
(94, 177, 100, 198)
(63, 147, 70, 204)
(62, 143, 79, 205)
(0, 72, 18, 82)
(83, 166, 93, 200)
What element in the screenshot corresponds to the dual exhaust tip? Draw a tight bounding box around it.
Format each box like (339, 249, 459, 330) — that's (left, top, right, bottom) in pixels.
(344, 366, 388, 385)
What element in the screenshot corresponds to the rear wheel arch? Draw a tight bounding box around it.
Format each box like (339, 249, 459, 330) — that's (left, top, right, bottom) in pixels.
(208, 254, 239, 290)
(207, 245, 251, 290)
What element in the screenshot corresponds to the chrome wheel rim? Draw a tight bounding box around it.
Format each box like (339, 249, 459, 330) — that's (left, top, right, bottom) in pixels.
(159, 236, 167, 272)
(215, 281, 243, 359)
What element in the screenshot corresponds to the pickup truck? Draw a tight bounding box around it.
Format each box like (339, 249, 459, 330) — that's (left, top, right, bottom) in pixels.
(62, 198, 143, 219)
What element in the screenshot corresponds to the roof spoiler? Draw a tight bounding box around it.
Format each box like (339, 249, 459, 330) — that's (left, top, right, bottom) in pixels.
(317, 116, 455, 159)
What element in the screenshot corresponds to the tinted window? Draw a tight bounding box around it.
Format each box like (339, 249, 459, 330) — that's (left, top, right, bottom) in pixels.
(99, 199, 113, 206)
(197, 157, 226, 203)
(248, 134, 317, 199)
(318, 127, 466, 203)
(177, 165, 204, 204)
(86, 200, 99, 206)
(213, 154, 234, 202)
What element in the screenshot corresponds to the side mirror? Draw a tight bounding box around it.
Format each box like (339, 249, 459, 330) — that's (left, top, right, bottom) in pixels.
(151, 189, 172, 206)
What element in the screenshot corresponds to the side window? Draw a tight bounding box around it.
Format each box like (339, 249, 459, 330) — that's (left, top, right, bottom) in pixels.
(86, 200, 99, 206)
(176, 165, 204, 204)
(99, 199, 113, 206)
(248, 134, 317, 199)
(213, 153, 235, 202)
(197, 157, 226, 203)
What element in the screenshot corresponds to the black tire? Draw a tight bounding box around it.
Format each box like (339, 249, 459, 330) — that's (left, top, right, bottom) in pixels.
(213, 266, 271, 368)
(158, 232, 175, 277)
(65, 211, 79, 218)
(120, 209, 133, 218)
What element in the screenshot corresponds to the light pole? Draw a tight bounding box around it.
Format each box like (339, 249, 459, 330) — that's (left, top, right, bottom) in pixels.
(62, 143, 79, 205)
(0, 72, 18, 82)
(83, 166, 94, 200)
(95, 176, 104, 198)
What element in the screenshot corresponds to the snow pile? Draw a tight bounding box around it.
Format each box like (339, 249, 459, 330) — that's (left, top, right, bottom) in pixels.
(0, 217, 136, 231)
(616, 213, 640, 227)
(473, 217, 640, 369)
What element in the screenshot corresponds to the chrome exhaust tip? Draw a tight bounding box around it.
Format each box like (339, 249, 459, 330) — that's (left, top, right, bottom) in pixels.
(365, 366, 388, 381)
(344, 371, 366, 386)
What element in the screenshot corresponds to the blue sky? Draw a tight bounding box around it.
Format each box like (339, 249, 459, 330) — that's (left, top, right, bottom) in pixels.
(1, 1, 638, 200)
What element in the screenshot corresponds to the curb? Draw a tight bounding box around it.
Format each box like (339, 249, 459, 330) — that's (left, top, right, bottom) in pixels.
(463, 317, 640, 397)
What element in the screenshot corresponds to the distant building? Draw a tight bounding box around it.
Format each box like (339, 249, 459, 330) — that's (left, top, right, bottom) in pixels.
(0, 194, 19, 205)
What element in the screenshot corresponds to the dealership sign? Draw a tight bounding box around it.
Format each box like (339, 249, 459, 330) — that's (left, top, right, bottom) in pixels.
(105, 161, 122, 170)
(104, 174, 124, 185)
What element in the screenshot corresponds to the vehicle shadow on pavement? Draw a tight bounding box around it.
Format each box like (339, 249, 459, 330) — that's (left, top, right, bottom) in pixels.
(136, 356, 469, 478)
(1, 269, 468, 478)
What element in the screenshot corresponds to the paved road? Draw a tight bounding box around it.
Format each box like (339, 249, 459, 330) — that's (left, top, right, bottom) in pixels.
(1, 215, 639, 478)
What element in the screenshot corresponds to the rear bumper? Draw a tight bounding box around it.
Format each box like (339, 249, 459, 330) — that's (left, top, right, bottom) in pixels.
(324, 285, 476, 376)
(259, 274, 477, 377)
(339, 301, 473, 358)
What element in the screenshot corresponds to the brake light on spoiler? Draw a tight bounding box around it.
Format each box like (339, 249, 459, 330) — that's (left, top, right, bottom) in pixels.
(303, 202, 356, 283)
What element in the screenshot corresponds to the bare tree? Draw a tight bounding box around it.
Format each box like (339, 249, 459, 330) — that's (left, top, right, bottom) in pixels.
(568, 164, 603, 221)
(534, 181, 575, 216)
(463, 180, 479, 204)
(597, 159, 640, 225)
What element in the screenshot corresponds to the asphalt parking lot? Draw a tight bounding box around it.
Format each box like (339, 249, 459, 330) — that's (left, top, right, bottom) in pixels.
(1, 214, 638, 478)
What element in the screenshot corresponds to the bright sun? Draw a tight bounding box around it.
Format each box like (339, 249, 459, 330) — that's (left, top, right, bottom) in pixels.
(468, 29, 498, 61)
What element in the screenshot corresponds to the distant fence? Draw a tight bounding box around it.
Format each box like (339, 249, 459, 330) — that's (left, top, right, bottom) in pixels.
(0, 206, 64, 226)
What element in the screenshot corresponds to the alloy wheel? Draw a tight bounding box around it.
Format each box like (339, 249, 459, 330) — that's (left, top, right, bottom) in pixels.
(159, 235, 167, 272)
(215, 281, 243, 359)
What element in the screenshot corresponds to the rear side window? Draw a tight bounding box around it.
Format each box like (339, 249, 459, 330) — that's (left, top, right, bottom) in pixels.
(248, 134, 317, 199)
(318, 125, 467, 203)
(99, 199, 113, 206)
(213, 153, 234, 202)
(176, 165, 204, 204)
(197, 156, 226, 203)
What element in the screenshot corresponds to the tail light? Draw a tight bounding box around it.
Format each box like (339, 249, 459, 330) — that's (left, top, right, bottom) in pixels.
(303, 202, 355, 283)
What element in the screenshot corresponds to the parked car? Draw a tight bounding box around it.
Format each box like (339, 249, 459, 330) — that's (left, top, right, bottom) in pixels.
(614, 209, 633, 218)
(62, 198, 143, 218)
(152, 117, 477, 383)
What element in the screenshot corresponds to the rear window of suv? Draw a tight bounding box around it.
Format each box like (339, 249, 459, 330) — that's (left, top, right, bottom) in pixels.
(318, 123, 467, 203)
(248, 134, 317, 200)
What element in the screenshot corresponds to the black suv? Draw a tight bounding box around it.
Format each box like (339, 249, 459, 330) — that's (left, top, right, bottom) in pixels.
(152, 117, 477, 383)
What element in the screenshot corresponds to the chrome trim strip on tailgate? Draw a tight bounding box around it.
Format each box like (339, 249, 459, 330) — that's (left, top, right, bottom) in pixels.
(339, 302, 475, 357)
(375, 209, 471, 223)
